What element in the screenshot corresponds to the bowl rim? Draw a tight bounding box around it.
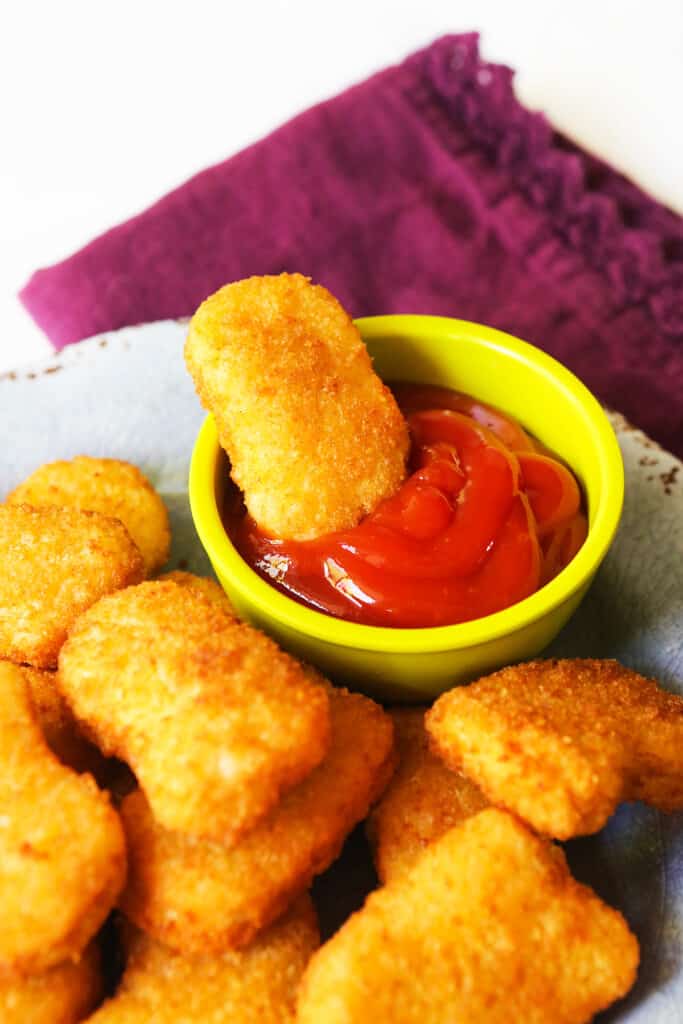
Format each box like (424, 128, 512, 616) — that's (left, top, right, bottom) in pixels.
(189, 314, 624, 654)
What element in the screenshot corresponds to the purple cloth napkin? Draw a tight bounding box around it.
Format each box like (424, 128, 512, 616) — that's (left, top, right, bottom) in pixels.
(21, 33, 683, 457)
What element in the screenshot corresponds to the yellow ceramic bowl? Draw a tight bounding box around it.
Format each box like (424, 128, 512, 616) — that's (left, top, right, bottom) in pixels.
(189, 315, 623, 702)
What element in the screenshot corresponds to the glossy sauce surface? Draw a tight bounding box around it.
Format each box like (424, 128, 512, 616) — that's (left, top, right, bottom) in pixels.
(226, 384, 587, 628)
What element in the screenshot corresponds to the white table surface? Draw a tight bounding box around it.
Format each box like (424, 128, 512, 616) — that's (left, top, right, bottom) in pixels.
(1, 0, 681, 373)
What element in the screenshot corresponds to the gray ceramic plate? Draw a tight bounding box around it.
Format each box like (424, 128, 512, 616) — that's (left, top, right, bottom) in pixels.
(1, 321, 682, 1021)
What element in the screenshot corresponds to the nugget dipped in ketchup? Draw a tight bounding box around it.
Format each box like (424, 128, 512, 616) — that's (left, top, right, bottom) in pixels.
(187, 275, 587, 629)
(185, 273, 409, 540)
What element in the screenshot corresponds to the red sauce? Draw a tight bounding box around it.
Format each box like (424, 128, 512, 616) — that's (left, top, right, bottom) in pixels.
(226, 384, 587, 628)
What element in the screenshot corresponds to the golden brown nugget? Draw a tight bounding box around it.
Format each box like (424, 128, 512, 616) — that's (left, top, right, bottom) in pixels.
(20, 666, 109, 775)
(427, 658, 683, 839)
(157, 569, 236, 615)
(6, 456, 170, 576)
(366, 708, 488, 883)
(19, 666, 132, 794)
(0, 662, 126, 976)
(185, 273, 409, 540)
(0, 941, 102, 1023)
(0, 504, 144, 669)
(87, 897, 318, 1023)
(297, 809, 639, 1024)
(118, 687, 395, 953)
(59, 581, 330, 844)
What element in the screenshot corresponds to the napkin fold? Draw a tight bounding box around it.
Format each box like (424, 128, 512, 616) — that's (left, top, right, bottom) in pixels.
(20, 33, 683, 456)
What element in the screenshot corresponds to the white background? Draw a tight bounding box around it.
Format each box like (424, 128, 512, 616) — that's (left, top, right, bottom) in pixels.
(1, 0, 681, 373)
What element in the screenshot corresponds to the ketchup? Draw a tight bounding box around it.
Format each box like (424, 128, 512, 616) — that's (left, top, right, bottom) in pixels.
(226, 385, 587, 628)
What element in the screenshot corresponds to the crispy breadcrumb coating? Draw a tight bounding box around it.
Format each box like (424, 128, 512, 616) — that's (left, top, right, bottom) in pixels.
(19, 666, 131, 794)
(157, 570, 235, 616)
(0, 662, 126, 976)
(0, 504, 144, 669)
(6, 456, 170, 576)
(20, 666, 110, 775)
(184, 273, 409, 540)
(118, 686, 395, 954)
(297, 809, 639, 1024)
(58, 581, 330, 845)
(87, 898, 318, 1023)
(366, 708, 488, 883)
(0, 941, 102, 1023)
(427, 658, 683, 839)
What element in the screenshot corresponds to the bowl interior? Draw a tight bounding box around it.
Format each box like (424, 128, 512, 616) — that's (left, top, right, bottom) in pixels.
(361, 316, 611, 525)
(191, 315, 623, 654)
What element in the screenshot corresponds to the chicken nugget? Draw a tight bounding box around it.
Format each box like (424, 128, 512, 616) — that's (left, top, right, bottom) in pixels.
(297, 808, 639, 1024)
(87, 897, 318, 1023)
(0, 661, 126, 976)
(157, 570, 235, 615)
(59, 581, 330, 845)
(185, 273, 409, 540)
(366, 708, 488, 883)
(118, 687, 395, 953)
(427, 658, 683, 839)
(0, 504, 144, 669)
(19, 666, 132, 793)
(19, 666, 109, 775)
(6, 456, 170, 576)
(0, 940, 102, 1024)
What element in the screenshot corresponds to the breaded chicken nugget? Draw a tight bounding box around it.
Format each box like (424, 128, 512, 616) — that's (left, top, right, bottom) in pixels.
(157, 570, 235, 615)
(118, 687, 394, 953)
(0, 662, 126, 976)
(427, 658, 683, 839)
(0, 504, 144, 669)
(87, 897, 318, 1023)
(59, 581, 330, 845)
(6, 456, 170, 576)
(185, 273, 409, 540)
(19, 666, 109, 775)
(19, 666, 132, 794)
(0, 941, 102, 1024)
(366, 708, 488, 883)
(297, 809, 639, 1024)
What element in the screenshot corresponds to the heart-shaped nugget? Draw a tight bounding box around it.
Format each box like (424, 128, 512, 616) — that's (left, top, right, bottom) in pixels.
(427, 658, 683, 838)
(0, 662, 126, 976)
(58, 580, 331, 846)
(297, 809, 639, 1024)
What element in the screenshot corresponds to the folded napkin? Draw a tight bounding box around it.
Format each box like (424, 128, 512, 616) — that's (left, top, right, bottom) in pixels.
(20, 33, 683, 457)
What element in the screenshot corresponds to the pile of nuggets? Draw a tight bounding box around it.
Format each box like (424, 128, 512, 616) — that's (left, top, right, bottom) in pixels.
(0, 274, 682, 1023)
(0, 453, 394, 1022)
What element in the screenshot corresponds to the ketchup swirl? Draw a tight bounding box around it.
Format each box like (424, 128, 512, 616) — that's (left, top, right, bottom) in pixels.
(226, 385, 586, 628)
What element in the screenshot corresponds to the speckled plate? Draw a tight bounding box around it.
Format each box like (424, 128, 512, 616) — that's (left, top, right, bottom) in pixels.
(1, 321, 682, 1021)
